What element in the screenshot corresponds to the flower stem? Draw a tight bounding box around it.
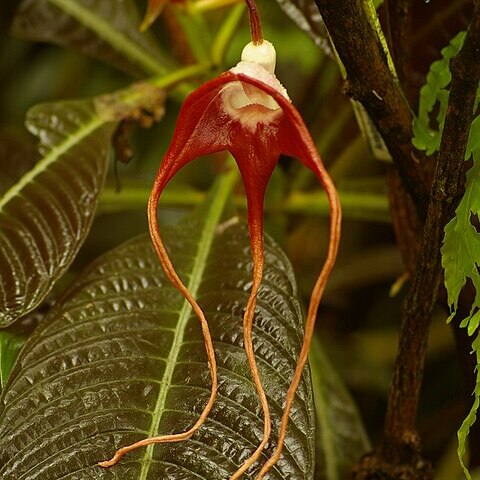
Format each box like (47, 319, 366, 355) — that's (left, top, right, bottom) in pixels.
(150, 62, 211, 91)
(245, 0, 263, 44)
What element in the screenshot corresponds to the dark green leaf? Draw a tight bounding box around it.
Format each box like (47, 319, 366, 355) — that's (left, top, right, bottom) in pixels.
(0, 331, 25, 390)
(0, 176, 315, 479)
(0, 100, 115, 327)
(310, 337, 370, 480)
(12, 0, 172, 77)
(0, 81, 165, 327)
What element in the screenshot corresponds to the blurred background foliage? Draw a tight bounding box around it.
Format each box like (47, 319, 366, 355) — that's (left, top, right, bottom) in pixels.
(0, 0, 475, 478)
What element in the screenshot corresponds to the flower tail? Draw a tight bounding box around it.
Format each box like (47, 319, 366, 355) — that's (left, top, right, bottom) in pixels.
(230, 187, 271, 479)
(99, 151, 218, 469)
(257, 134, 342, 480)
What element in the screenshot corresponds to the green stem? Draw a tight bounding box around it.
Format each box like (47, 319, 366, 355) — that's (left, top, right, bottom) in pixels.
(212, 3, 246, 67)
(173, 8, 211, 64)
(99, 188, 206, 213)
(99, 186, 390, 222)
(150, 62, 211, 90)
(286, 191, 389, 222)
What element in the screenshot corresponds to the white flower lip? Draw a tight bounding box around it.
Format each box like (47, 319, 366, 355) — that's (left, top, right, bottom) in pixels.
(221, 40, 291, 132)
(229, 40, 290, 102)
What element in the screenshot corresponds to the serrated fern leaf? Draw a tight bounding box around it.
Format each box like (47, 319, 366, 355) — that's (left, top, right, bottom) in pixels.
(412, 31, 466, 155)
(413, 30, 480, 479)
(442, 146, 480, 322)
(458, 334, 480, 480)
(442, 120, 480, 479)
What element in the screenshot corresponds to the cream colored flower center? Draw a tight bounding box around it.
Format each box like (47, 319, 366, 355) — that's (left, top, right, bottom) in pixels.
(221, 41, 290, 132)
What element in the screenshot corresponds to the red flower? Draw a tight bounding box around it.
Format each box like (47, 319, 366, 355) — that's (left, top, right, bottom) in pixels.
(100, 40, 341, 479)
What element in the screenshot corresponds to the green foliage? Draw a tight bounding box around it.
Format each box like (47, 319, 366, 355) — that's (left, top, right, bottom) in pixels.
(412, 31, 466, 155)
(0, 80, 167, 327)
(413, 30, 480, 480)
(0, 0, 380, 477)
(0, 176, 316, 479)
(310, 337, 370, 480)
(12, 0, 171, 76)
(442, 117, 480, 323)
(0, 99, 115, 327)
(443, 120, 480, 479)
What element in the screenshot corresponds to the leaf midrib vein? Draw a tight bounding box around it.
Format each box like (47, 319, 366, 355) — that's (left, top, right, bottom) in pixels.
(0, 116, 103, 210)
(140, 174, 235, 479)
(46, 0, 167, 76)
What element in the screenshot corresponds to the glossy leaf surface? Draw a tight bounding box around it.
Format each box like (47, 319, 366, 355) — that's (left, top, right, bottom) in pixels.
(0, 80, 165, 328)
(12, 0, 171, 77)
(0, 180, 315, 479)
(0, 99, 115, 327)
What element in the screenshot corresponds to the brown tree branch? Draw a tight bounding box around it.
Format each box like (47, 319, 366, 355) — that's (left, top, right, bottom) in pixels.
(314, 0, 432, 212)
(379, 1, 480, 469)
(313, 0, 480, 478)
(385, 0, 412, 88)
(382, 0, 423, 275)
(357, 3, 480, 478)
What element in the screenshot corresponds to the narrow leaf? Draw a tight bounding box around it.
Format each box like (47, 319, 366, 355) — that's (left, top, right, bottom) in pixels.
(274, 0, 331, 53)
(0, 82, 165, 327)
(140, 0, 170, 32)
(12, 0, 172, 77)
(0, 178, 315, 479)
(310, 337, 370, 480)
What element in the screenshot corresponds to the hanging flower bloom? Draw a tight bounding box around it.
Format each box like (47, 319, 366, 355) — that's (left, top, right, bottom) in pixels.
(100, 2, 341, 478)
